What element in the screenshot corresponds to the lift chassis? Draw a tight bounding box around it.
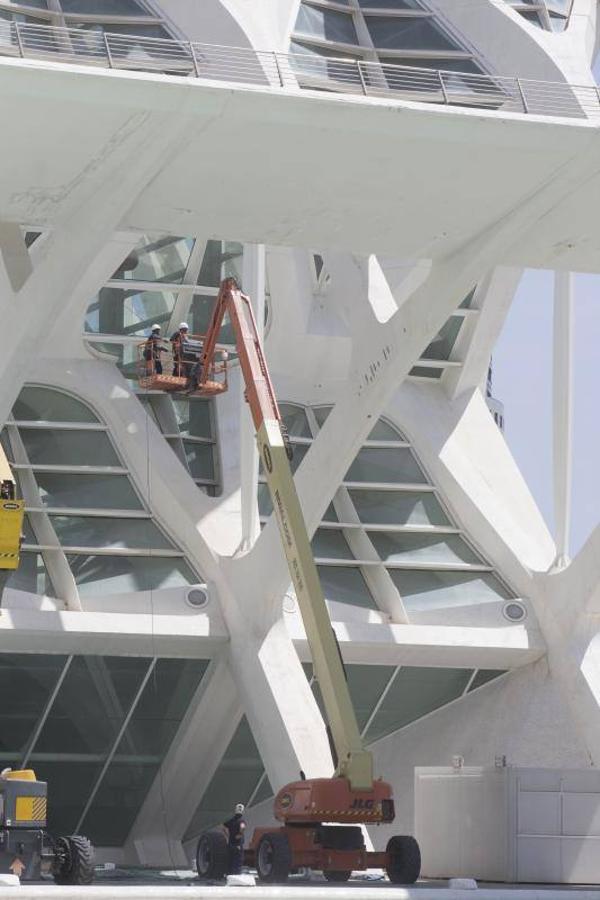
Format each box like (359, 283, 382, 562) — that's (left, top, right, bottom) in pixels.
(192, 279, 421, 884)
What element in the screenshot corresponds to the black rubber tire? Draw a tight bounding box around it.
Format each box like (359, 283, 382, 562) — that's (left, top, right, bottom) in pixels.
(52, 835, 95, 885)
(386, 834, 421, 885)
(196, 829, 229, 881)
(324, 869, 352, 882)
(256, 832, 292, 884)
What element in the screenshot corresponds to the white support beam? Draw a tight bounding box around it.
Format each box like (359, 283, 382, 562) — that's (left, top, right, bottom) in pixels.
(552, 270, 574, 569)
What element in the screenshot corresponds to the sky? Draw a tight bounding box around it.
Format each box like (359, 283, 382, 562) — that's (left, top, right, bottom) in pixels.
(493, 269, 599, 558)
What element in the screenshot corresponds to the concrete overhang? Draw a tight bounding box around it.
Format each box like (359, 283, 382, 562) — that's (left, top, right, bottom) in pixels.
(2, 57, 600, 273)
(289, 617, 545, 670)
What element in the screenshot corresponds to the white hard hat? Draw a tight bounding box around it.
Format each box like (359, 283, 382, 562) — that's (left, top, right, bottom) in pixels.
(151, 324, 161, 331)
(235, 803, 245, 814)
(179, 322, 189, 330)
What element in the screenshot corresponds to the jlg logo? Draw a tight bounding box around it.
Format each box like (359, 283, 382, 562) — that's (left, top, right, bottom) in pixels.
(350, 798, 374, 810)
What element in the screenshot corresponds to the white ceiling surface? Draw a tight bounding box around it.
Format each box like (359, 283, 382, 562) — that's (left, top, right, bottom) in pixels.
(2, 57, 600, 273)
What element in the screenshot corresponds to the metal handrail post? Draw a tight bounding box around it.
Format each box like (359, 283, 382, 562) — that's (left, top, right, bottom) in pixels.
(516, 77, 529, 113)
(438, 70, 449, 104)
(357, 60, 368, 96)
(103, 31, 114, 68)
(14, 22, 25, 59)
(190, 41, 200, 77)
(274, 52, 285, 88)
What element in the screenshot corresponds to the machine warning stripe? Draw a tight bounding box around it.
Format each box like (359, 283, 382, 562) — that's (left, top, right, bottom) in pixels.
(15, 796, 47, 823)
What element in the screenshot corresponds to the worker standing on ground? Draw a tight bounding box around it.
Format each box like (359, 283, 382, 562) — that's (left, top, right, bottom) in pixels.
(170, 322, 190, 377)
(223, 803, 246, 875)
(143, 324, 166, 375)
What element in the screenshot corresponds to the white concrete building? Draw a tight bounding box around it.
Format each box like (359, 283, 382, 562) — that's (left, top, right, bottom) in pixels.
(0, 0, 598, 874)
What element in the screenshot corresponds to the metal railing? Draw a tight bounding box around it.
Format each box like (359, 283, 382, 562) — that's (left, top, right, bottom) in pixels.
(1, 20, 599, 120)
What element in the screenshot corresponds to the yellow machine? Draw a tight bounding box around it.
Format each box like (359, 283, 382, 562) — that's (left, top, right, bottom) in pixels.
(0, 446, 24, 572)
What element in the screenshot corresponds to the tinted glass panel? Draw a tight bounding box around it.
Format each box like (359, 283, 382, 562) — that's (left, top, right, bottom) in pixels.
(67, 555, 198, 597)
(6, 552, 56, 597)
(0, 654, 67, 755)
(279, 404, 311, 438)
(85, 287, 176, 336)
(469, 669, 506, 692)
(13, 388, 97, 423)
(19, 429, 120, 467)
(345, 448, 426, 484)
(49, 516, 174, 550)
(388, 570, 512, 611)
(295, 4, 359, 44)
(365, 666, 472, 742)
(350, 489, 450, 526)
(112, 235, 192, 283)
(317, 565, 377, 609)
(34, 473, 143, 510)
(311, 528, 354, 560)
(369, 532, 482, 565)
(366, 17, 458, 50)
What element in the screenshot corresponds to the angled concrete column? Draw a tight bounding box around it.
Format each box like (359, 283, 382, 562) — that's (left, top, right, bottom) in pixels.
(125, 657, 243, 867)
(552, 270, 574, 570)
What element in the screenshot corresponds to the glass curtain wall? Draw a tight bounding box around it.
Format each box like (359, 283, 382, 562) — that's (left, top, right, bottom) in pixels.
(0, 652, 209, 846)
(502, 0, 572, 31)
(290, 0, 486, 92)
(1, 386, 202, 600)
(259, 404, 516, 615)
(85, 233, 239, 496)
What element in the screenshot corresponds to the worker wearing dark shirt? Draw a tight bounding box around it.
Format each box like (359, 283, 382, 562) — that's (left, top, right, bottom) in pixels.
(143, 325, 166, 375)
(170, 322, 190, 377)
(223, 803, 246, 875)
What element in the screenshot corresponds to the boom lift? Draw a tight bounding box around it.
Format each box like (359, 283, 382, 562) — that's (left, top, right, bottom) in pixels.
(186, 279, 421, 885)
(0, 449, 95, 885)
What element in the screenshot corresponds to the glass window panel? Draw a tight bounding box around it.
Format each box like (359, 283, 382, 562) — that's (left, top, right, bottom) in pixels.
(409, 366, 443, 378)
(279, 404, 311, 438)
(468, 669, 506, 692)
(85, 287, 176, 337)
(32, 761, 100, 838)
(60, 0, 151, 11)
(67, 555, 198, 597)
(34, 472, 143, 510)
(258, 483, 273, 517)
(49, 515, 175, 551)
(359, 0, 423, 7)
(81, 761, 158, 847)
(19, 429, 120, 468)
(0, 428, 12, 462)
(21, 514, 37, 544)
(365, 666, 472, 743)
(184, 717, 264, 841)
(366, 17, 459, 51)
(345, 448, 426, 484)
(250, 775, 273, 807)
(36, 656, 149, 754)
(317, 565, 377, 609)
(197, 240, 243, 288)
(388, 570, 512, 611)
(347, 664, 395, 731)
(181, 440, 214, 480)
(171, 399, 213, 438)
(460, 287, 476, 309)
(294, 4, 359, 44)
(311, 528, 354, 559)
(0, 654, 67, 755)
(290, 40, 362, 84)
(87, 342, 139, 382)
(118, 658, 208, 759)
(313, 405, 333, 428)
(421, 315, 463, 361)
(260, 443, 308, 476)
(190, 294, 234, 345)
(111, 235, 192, 283)
(380, 56, 482, 75)
(6, 552, 56, 597)
(349, 489, 450, 526)
(367, 419, 405, 441)
(12, 388, 97, 423)
(369, 532, 482, 566)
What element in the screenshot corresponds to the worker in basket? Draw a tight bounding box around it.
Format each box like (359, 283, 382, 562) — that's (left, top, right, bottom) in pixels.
(143, 324, 167, 375)
(170, 322, 191, 377)
(223, 803, 246, 875)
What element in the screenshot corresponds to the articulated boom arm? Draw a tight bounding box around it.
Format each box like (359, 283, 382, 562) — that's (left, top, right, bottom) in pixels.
(202, 279, 373, 791)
